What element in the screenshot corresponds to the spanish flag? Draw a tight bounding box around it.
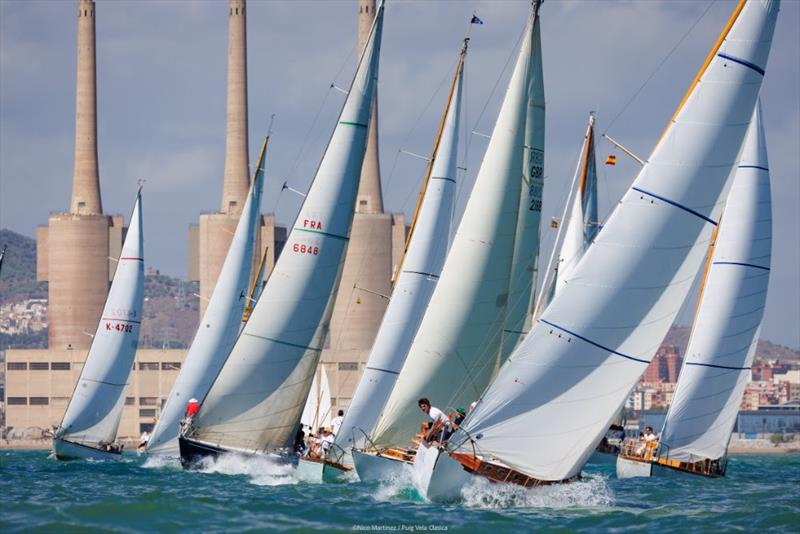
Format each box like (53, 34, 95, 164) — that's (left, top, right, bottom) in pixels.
(605, 154, 617, 166)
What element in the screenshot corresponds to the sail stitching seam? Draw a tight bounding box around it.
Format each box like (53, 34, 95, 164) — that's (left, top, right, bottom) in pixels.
(684, 361, 751, 371)
(243, 332, 322, 352)
(632, 187, 718, 226)
(716, 53, 765, 75)
(712, 261, 770, 271)
(294, 228, 350, 241)
(539, 319, 650, 364)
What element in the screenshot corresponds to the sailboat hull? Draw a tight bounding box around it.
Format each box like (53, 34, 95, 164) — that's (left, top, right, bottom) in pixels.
(178, 436, 228, 469)
(52, 438, 122, 462)
(413, 444, 472, 502)
(615, 455, 653, 479)
(352, 449, 408, 482)
(296, 457, 351, 483)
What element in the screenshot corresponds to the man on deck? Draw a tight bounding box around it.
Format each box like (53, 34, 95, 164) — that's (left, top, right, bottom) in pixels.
(418, 398, 451, 444)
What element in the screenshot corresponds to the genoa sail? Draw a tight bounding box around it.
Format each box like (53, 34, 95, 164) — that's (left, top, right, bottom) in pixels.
(658, 101, 772, 463)
(146, 140, 267, 456)
(334, 40, 466, 457)
(184, 2, 384, 454)
(56, 190, 145, 448)
(301, 364, 333, 432)
(370, 5, 540, 450)
(453, 0, 779, 482)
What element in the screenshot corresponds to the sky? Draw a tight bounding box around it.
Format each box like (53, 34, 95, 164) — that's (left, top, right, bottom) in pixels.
(0, 0, 798, 348)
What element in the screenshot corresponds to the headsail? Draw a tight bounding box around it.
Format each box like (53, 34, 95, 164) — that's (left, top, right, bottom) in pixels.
(454, 0, 779, 482)
(497, 10, 546, 363)
(57, 190, 145, 447)
(301, 364, 333, 432)
(370, 4, 539, 449)
(146, 139, 268, 456)
(335, 39, 466, 456)
(185, 2, 384, 453)
(659, 101, 772, 462)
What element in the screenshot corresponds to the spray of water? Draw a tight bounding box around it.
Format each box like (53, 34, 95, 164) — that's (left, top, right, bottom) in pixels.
(197, 452, 298, 486)
(141, 454, 182, 470)
(460, 473, 614, 509)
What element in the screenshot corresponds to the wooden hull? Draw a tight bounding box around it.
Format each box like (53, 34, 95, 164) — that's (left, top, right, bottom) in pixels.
(52, 438, 122, 462)
(413, 444, 472, 502)
(296, 457, 351, 483)
(351, 449, 409, 482)
(616, 454, 653, 478)
(449, 452, 573, 489)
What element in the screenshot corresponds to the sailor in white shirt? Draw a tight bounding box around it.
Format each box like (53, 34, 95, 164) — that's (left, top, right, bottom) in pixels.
(331, 410, 344, 436)
(417, 397, 452, 443)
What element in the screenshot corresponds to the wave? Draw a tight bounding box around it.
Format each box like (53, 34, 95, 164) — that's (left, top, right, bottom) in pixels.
(460, 473, 614, 509)
(198, 452, 298, 486)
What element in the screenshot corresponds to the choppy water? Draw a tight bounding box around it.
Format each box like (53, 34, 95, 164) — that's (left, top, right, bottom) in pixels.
(1, 450, 798, 532)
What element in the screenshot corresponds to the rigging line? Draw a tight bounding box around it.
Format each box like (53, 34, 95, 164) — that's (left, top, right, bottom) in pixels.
(603, 0, 717, 135)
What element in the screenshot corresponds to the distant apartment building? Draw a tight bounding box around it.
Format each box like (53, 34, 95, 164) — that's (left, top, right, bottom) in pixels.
(642, 345, 684, 384)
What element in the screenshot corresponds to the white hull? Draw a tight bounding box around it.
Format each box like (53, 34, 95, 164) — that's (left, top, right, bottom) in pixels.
(413, 444, 472, 502)
(53, 438, 122, 462)
(615, 455, 652, 479)
(351, 449, 408, 482)
(296, 458, 350, 483)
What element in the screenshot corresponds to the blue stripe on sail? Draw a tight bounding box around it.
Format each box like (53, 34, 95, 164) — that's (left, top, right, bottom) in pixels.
(685, 361, 751, 371)
(539, 319, 650, 364)
(717, 53, 765, 75)
(294, 228, 350, 241)
(738, 165, 769, 171)
(365, 366, 400, 376)
(712, 261, 770, 271)
(431, 176, 457, 184)
(632, 187, 718, 226)
(244, 333, 322, 352)
(402, 270, 441, 279)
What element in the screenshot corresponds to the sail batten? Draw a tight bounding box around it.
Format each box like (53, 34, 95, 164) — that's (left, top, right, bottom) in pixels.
(454, 0, 779, 482)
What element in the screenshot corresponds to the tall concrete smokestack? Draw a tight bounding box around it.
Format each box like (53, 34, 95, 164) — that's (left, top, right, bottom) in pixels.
(221, 0, 250, 215)
(70, 0, 102, 215)
(356, 0, 383, 214)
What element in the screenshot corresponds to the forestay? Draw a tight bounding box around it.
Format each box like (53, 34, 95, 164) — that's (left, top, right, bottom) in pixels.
(497, 11, 546, 364)
(370, 7, 537, 449)
(301, 364, 333, 432)
(659, 101, 772, 462)
(186, 2, 384, 453)
(454, 0, 779, 482)
(334, 42, 465, 456)
(57, 191, 145, 447)
(146, 141, 267, 456)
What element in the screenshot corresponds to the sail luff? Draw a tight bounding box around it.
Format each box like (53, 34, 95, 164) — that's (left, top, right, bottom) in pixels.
(659, 101, 772, 462)
(146, 138, 267, 456)
(370, 8, 536, 449)
(454, 0, 778, 481)
(497, 6, 545, 363)
(186, 2, 384, 453)
(334, 42, 466, 458)
(58, 191, 144, 446)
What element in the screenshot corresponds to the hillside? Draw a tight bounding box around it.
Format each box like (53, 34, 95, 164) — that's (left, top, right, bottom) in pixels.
(0, 229, 47, 306)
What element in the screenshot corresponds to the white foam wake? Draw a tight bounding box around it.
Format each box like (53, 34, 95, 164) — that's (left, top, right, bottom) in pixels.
(198, 452, 298, 486)
(460, 474, 614, 509)
(141, 454, 182, 470)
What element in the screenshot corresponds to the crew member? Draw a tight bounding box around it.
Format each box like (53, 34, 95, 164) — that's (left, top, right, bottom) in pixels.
(418, 398, 451, 444)
(331, 410, 345, 436)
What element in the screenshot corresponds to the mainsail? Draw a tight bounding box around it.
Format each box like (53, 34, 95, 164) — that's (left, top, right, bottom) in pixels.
(658, 101, 772, 462)
(56, 190, 145, 447)
(453, 0, 779, 482)
(335, 40, 466, 456)
(146, 140, 267, 456)
(301, 364, 333, 432)
(497, 12, 546, 364)
(185, 2, 384, 454)
(370, 4, 539, 449)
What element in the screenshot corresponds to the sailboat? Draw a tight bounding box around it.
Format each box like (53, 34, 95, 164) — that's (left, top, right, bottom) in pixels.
(300, 364, 333, 433)
(145, 138, 268, 456)
(53, 189, 145, 461)
(178, 0, 384, 468)
(353, 1, 543, 484)
(616, 100, 772, 478)
(295, 35, 468, 485)
(422, 0, 778, 501)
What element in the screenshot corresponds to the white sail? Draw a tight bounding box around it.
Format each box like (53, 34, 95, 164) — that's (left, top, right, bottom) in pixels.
(454, 0, 779, 482)
(335, 43, 465, 455)
(301, 365, 333, 431)
(554, 115, 599, 299)
(57, 191, 145, 447)
(370, 7, 538, 449)
(186, 3, 384, 454)
(659, 101, 771, 462)
(498, 13, 545, 363)
(146, 141, 267, 456)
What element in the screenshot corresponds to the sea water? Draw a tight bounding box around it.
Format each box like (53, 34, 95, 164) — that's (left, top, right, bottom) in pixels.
(1, 450, 797, 532)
